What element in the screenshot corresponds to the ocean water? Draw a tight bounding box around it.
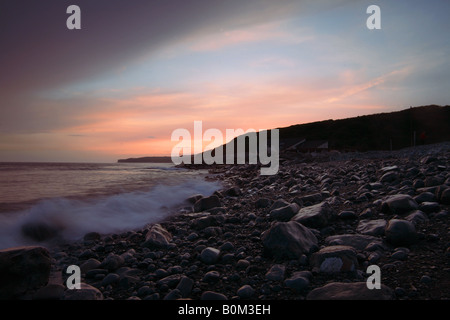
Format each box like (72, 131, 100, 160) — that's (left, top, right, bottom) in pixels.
(0, 162, 221, 249)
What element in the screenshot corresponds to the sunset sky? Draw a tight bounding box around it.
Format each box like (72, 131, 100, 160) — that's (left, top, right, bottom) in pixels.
(1, 0, 449, 162)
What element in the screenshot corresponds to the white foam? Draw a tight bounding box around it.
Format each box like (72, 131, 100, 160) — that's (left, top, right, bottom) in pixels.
(0, 178, 221, 249)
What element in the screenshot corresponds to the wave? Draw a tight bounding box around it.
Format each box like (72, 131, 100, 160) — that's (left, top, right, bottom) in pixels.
(0, 178, 221, 250)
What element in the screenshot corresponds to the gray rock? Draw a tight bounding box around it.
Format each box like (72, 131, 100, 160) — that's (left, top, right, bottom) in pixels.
(270, 203, 300, 221)
(63, 283, 104, 300)
(194, 195, 222, 212)
(262, 221, 318, 260)
(419, 201, 440, 213)
(265, 264, 286, 281)
(381, 194, 418, 215)
(164, 289, 183, 300)
(310, 246, 358, 273)
(176, 276, 194, 298)
(291, 201, 333, 228)
(294, 193, 323, 205)
(156, 274, 182, 288)
(338, 210, 357, 219)
(325, 234, 383, 251)
(284, 273, 310, 292)
(306, 282, 394, 300)
(100, 253, 124, 272)
(0, 246, 51, 299)
(385, 219, 418, 246)
(356, 219, 387, 236)
(202, 271, 220, 283)
(405, 210, 429, 225)
(380, 171, 398, 183)
(201, 291, 228, 300)
(200, 247, 221, 264)
(142, 224, 172, 249)
(237, 285, 255, 299)
(101, 273, 120, 286)
(80, 258, 101, 274)
(414, 192, 437, 204)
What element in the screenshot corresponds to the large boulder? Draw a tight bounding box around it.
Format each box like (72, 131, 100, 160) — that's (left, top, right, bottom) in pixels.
(291, 201, 333, 228)
(142, 224, 172, 249)
(306, 282, 394, 300)
(0, 246, 51, 299)
(262, 221, 318, 260)
(381, 194, 418, 215)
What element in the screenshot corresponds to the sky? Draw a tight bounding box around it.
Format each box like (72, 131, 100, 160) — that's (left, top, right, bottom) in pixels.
(0, 0, 449, 162)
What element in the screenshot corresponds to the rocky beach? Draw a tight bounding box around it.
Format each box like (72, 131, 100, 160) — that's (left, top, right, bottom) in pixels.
(1, 142, 449, 301)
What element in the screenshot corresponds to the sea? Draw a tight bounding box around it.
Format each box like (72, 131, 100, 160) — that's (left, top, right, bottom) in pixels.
(0, 162, 222, 250)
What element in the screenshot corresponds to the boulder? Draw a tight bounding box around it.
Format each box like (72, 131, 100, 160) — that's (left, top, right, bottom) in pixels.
(291, 201, 333, 228)
(142, 224, 172, 249)
(262, 221, 318, 260)
(269, 203, 300, 221)
(0, 246, 51, 299)
(194, 195, 222, 212)
(325, 234, 384, 251)
(310, 245, 358, 273)
(306, 282, 394, 300)
(385, 219, 418, 246)
(381, 194, 418, 215)
(356, 219, 387, 236)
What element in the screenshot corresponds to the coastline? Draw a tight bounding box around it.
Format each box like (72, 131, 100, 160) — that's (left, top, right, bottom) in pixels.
(1, 142, 449, 300)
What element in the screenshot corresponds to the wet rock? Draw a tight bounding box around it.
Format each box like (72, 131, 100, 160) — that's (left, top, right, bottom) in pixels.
(0, 246, 51, 299)
(385, 219, 418, 246)
(306, 282, 394, 300)
(262, 221, 318, 260)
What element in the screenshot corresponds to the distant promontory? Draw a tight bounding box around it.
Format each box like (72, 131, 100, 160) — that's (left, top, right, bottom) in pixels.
(117, 156, 172, 163)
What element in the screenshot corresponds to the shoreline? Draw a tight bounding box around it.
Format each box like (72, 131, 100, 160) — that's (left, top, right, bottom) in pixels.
(2, 142, 449, 300)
